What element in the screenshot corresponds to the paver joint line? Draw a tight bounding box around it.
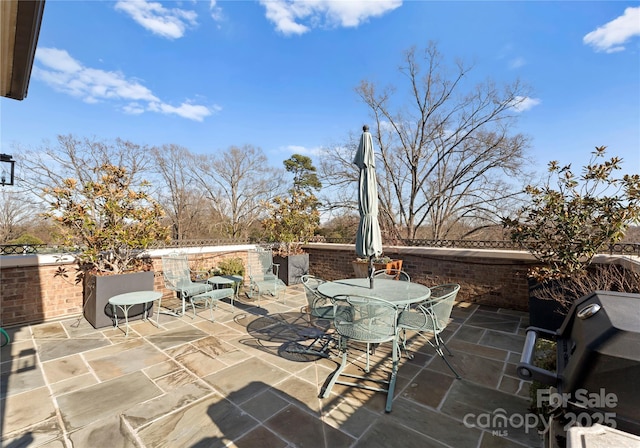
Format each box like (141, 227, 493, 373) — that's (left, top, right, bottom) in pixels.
(0, 287, 541, 447)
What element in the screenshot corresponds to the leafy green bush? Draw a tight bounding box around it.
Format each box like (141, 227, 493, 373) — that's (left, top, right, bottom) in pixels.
(43, 164, 170, 275)
(215, 257, 245, 276)
(504, 146, 640, 282)
(8, 234, 45, 245)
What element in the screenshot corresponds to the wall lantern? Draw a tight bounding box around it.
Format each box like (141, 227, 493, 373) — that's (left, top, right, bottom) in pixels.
(1, 154, 16, 186)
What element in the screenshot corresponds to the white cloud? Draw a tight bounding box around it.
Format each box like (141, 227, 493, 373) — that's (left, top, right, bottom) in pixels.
(123, 102, 145, 115)
(508, 57, 526, 69)
(115, 0, 197, 39)
(210, 0, 224, 22)
(583, 6, 640, 53)
(510, 96, 541, 113)
(148, 101, 218, 122)
(34, 48, 83, 73)
(284, 144, 324, 156)
(33, 47, 214, 122)
(259, 0, 402, 36)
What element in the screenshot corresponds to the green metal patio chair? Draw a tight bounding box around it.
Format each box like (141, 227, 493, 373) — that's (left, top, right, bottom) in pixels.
(160, 252, 214, 318)
(247, 248, 287, 303)
(373, 268, 411, 281)
(284, 274, 336, 358)
(321, 294, 401, 413)
(397, 283, 461, 379)
(301, 274, 334, 319)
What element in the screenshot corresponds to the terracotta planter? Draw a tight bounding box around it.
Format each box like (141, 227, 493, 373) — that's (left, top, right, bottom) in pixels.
(83, 271, 155, 329)
(352, 260, 403, 278)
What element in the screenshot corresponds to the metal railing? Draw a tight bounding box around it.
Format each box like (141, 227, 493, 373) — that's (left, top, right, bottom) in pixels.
(149, 238, 251, 248)
(2, 239, 639, 256)
(0, 244, 47, 255)
(321, 238, 640, 256)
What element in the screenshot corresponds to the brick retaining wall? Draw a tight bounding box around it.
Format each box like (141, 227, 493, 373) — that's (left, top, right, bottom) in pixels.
(2, 243, 637, 327)
(0, 247, 252, 327)
(305, 244, 535, 311)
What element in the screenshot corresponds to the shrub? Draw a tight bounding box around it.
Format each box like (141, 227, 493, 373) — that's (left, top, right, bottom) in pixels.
(43, 164, 170, 275)
(215, 257, 245, 277)
(503, 146, 640, 283)
(8, 234, 45, 245)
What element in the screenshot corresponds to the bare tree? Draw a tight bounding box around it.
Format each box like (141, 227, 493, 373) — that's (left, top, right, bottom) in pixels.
(150, 144, 207, 240)
(9, 135, 156, 246)
(0, 189, 34, 242)
(191, 145, 284, 239)
(320, 42, 532, 240)
(15, 134, 152, 203)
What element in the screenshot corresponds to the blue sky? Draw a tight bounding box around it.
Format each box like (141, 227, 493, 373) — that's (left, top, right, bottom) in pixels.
(1, 0, 639, 176)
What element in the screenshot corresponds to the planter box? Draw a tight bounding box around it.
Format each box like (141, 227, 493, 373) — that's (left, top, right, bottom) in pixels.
(352, 260, 403, 278)
(84, 271, 155, 329)
(528, 278, 572, 331)
(274, 254, 309, 286)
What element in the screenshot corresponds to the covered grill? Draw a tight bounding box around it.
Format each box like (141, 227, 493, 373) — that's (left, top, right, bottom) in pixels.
(518, 291, 640, 439)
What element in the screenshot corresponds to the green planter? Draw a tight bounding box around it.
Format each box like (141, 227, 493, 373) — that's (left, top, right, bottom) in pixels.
(83, 271, 155, 329)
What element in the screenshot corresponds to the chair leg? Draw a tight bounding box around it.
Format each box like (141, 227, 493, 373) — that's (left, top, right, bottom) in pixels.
(400, 329, 412, 359)
(435, 345, 461, 379)
(321, 349, 348, 398)
(432, 334, 461, 379)
(365, 342, 370, 372)
(251, 285, 261, 305)
(155, 296, 162, 327)
(411, 331, 461, 379)
(283, 334, 333, 359)
(439, 336, 454, 356)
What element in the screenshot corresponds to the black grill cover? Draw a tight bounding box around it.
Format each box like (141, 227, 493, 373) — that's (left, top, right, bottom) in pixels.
(556, 291, 640, 435)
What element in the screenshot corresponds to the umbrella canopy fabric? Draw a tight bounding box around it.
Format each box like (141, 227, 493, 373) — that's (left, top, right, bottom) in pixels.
(353, 126, 383, 259)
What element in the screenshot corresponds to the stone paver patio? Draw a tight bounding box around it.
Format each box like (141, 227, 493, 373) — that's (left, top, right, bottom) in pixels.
(1, 285, 542, 447)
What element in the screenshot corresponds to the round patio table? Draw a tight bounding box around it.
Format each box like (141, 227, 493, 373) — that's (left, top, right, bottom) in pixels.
(109, 291, 162, 337)
(317, 278, 431, 306)
(317, 277, 431, 413)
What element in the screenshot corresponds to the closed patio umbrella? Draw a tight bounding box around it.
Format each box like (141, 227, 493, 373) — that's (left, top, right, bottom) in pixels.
(353, 125, 383, 288)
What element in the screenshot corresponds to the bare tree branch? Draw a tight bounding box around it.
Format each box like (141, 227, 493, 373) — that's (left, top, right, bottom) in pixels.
(191, 145, 285, 239)
(150, 144, 208, 240)
(320, 42, 533, 240)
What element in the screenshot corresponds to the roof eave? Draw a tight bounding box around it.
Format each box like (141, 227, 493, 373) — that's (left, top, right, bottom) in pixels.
(1, 0, 46, 101)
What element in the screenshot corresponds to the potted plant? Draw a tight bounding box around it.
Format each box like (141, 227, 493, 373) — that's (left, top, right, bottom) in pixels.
(262, 190, 319, 285)
(210, 257, 245, 294)
(44, 163, 170, 328)
(503, 146, 640, 330)
(352, 256, 403, 278)
(261, 155, 321, 285)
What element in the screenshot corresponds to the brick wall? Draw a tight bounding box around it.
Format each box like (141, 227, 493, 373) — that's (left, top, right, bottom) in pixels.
(0, 247, 252, 327)
(0, 263, 84, 326)
(2, 244, 637, 327)
(305, 244, 535, 311)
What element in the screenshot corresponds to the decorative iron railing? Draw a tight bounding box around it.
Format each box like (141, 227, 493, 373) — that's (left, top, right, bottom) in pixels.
(321, 238, 640, 256)
(2, 239, 639, 256)
(398, 239, 521, 249)
(0, 244, 47, 255)
(148, 238, 251, 248)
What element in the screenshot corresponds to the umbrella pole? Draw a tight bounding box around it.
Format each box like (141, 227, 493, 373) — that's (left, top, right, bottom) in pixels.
(369, 256, 374, 289)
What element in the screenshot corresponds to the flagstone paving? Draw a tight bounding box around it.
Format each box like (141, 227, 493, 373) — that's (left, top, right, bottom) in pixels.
(1, 285, 542, 447)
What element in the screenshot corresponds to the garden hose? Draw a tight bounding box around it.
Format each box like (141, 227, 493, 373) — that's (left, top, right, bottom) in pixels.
(0, 327, 9, 347)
